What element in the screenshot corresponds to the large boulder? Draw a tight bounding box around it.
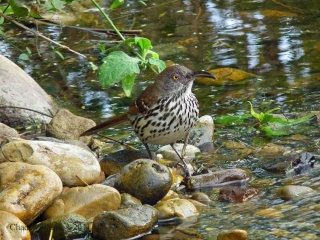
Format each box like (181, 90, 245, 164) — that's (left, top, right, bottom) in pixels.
(0, 55, 58, 127)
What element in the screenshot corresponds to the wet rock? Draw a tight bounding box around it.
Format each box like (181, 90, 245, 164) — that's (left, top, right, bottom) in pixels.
(256, 143, 289, 156)
(187, 199, 207, 211)
(263, 152, 316, 176)
(0, 139, 101, 187)
(0, 55, 58, 126)
(0, 210, 31, 240)
(47, 108, 95, 144)
(191, 192, 211, 204)
(92, 205, 158, 240)
(0, 162, 62, 225)
(217, 229, 247, 240)
(161, 190, 180, 201)
(276, 185, 314, 201)
(43, 184, 121, 221)
(185, 168, 247, 190)
(219, 186, 258, 203)
(157, 143, 200, 162)
(189, 115, 215, 152)
(0, 123, 20, 146)
(100, 149, 150, 176)
(114, 159, 172, 205)
(254, 207, 283, 218)
(120, 193, 142, 208)
(30, 213, 88, 240)
(155, 199, 199, 219)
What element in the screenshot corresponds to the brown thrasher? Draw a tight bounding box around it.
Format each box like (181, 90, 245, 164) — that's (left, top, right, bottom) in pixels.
(81, 65, 216, 176)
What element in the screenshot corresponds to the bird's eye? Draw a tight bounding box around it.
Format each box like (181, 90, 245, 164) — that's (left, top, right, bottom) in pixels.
(173, 74, 179, 80)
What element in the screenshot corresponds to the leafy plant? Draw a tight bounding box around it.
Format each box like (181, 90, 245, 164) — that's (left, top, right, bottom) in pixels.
(248, 101, 315, 136)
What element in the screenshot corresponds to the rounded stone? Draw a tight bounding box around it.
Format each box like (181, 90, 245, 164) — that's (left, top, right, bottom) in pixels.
(0, 162, 63, 225)
(92, 205, 158, 240)
(30, 213, 88, 240)
(43, 184, 121, 221)
(0, 139, 101, 187)
(217, 229, 247, 240)
(114, 159, 172, 205)
(0, 210, 31, 240)
(155, 199, 199, 219)
(276, 185, 314, 201)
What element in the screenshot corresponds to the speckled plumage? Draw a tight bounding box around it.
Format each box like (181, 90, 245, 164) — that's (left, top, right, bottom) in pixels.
(81, 65, 216, 173)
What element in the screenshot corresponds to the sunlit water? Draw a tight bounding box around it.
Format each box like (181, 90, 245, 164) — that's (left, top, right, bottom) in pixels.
(1, 0, 320, 239)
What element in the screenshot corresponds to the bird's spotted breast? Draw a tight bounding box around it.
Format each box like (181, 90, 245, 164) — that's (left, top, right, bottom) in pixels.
(128, 93, 199, 145)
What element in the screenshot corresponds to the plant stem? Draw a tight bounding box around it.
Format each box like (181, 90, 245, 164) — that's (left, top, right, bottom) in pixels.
(89, 0, 126, 41)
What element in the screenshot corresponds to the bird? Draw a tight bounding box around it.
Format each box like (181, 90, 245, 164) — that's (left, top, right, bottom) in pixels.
(81, 65, 216, 176)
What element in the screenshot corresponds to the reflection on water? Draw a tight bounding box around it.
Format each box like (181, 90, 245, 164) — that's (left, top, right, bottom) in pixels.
(1, 0, 320, 238)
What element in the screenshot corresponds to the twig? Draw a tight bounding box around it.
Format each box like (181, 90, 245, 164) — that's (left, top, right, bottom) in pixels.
(0, 13, 87, 59)
(0, 106, 53, 118)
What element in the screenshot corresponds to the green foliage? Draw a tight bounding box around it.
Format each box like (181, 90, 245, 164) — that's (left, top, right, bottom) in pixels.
(18, 47, 31, 60)
(215, 114, 252, 125)
(10, 0, 29, 17)
(248, 101, 315, 137)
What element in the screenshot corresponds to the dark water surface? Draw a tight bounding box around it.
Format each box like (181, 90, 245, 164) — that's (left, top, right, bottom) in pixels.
(1, 0, 320, 239)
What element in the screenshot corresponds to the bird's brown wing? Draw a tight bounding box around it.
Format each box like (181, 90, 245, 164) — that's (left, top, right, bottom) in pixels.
(80, 113, 128, 136)
(128, 84, 162, 115)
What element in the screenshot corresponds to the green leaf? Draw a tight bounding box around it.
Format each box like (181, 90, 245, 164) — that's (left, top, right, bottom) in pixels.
(54, 50, 64, 60)
(215, 114, 252, 125)
(110, 0, 124, 10)
(89, 62, 98, 71)
(19, 53, 29, 60)
(10, 0, 29, 17)
(26, 47, 31, 55)
(122, 73, 136, 97)
(99, 51, 140, 88)
(135, 37, 152, 58)
(248, 101, 265, 122)
(45, 0, 65, 11)
(148, 57, 166, 73)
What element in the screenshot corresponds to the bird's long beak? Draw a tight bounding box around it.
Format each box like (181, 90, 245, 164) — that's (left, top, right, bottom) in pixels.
(193, 70, 217, 79)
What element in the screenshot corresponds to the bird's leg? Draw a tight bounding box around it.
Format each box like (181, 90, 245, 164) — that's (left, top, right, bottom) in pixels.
(170, 143, 191, 177)
(181, 130, 190, 158)
(143, 143, 156, 160)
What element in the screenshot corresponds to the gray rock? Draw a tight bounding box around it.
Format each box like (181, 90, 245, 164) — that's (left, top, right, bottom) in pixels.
(0, 55, 58, 126)
(114, 159, 172, 205)
(47, 108, 95, 144)
(157, 143, 200, 162)
(276, 185, 314, 201)
(30, 213, 88, 240)
(92, 205, 158, 240)
(189, 115, 214, 152)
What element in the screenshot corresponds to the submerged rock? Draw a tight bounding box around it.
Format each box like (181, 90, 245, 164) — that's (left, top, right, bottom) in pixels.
(0, 54, 58, 127)
(114, 159, 172, 205)
(155, 198, 199, 220)
(30, 213, 88, 240)
(219, 186, 258, 203)
(92, 205, 158, 240)
(217, 229, 247, 240)
(0, 210, 31, 240)
(0, 162, 62, 225)
(157, 143, 200, 162)
(276, 185, 314, 201)
(43, 184, 121, 221)
(0, 139, 101, 187)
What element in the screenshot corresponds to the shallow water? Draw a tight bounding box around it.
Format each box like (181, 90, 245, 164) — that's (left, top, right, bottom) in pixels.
(1, 0, 320, 239)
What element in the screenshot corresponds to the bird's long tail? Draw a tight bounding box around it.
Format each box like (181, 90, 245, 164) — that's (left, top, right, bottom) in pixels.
(80, 113, 128, 136)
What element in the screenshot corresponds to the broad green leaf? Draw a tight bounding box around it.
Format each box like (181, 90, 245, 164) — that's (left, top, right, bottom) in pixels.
(122, 73, 136, 97)
(98, 44, 107, 54)
(148, 57, 166, 73)
(0, 16, 4, 25)
(147, 50, 159, 59)
(19, 53, 29, 60)
(99, 51, 140, 88)
(45, 0, 65, 11)
(135, 37, 152, 58)
(26, 47, 31, 55)
(10, 0, 29, 17)
(110, 0, 124, 10)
